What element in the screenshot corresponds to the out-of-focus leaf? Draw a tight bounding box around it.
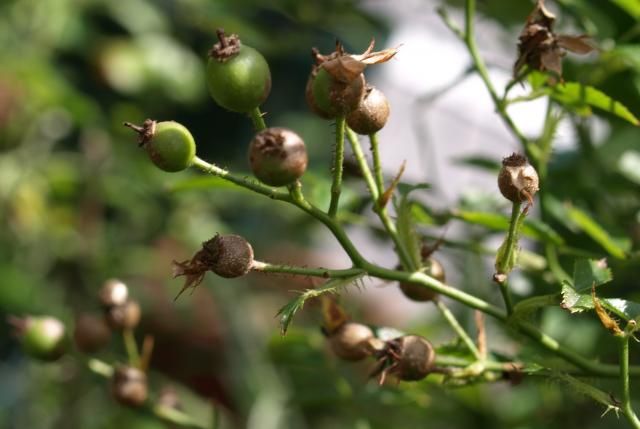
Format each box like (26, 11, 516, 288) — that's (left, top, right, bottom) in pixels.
(396, 199, 422, 268)
(563, 205, 630, 259)
(411, 204, 436, 225)
(549, 82, 639, 126)
(277, 274, 365, 335)
(551, 373, 621, 413)
(617, 150, 640, 185)
(396, 182, 430, 197)
(544, 197, 630, 259)
(452, 210, 564, 245)
(611, 0, 640, 19)
(512, 294, 559, 320)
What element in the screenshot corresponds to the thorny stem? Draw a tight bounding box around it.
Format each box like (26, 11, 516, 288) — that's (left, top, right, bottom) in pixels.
(621, 333, 640, 428)
(328, 116, 346, 218)
(251, 260, 364, 278)
(249, 107, 267, 132)
(191, 155, 640, 378)
(436, 300, 482, 360)
(369, 133, 385, 194)
(87, 358, 209, 429)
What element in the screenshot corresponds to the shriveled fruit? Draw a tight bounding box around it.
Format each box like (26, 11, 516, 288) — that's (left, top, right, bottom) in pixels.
(105, 300, 141, 330)
(328, 322, 375, 361)
(206, 29, 271, 113)
(393, 335, 436, 381)
(124, 119, 196, 172)
(497, 153, 539, 205)
(248, 127, 308, 186)
(111, 365, 148, 407)
(346, 85, 390, 134)
(399, 258, 445, 302)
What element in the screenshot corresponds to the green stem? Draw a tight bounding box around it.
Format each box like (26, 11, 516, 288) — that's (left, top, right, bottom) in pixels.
(86, 358, 209, 429)
(251, 260, 364, 278)
(435, 300, 482, 360)
(122, 328, 141, 368)
(368, 133, 385, 194)
(621, 335, 640, 428)
(328, 116, 346, 217)
(191, 155, 640, 378)
(249, 107, 267, 131)
(345, 128, 414, 270)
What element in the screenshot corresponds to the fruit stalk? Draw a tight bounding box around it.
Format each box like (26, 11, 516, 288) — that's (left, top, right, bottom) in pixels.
(328, 116, 346, 217)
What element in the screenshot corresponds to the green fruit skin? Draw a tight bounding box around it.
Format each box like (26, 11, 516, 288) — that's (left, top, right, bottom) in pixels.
(309, 67, 364, 119)
(22, 317, 67, 361)
(207, 45, 271, 113)
(145, 121, 196, 172)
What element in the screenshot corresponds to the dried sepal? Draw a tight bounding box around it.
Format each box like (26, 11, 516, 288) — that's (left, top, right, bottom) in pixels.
(514, 0, 595, 83)
(321, 296, 349, 335)
(592, 286, 623, 336)
(320, 40, 399, 84)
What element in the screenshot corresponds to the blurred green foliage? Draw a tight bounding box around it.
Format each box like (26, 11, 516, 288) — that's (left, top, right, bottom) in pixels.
(1, 0, 640, 428)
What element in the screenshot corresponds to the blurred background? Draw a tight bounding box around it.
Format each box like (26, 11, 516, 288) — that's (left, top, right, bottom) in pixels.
(1, 0, 639, 428)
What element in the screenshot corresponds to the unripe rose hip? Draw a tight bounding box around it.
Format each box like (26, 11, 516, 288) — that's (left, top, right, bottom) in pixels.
(306, 66, 365, 119)
(248, 127, 308, 186)
(497, 153, 539, 205)
(111, 365, 148, 407)
(206, 29, 271, 113)
(124, 119, 196, 172)
(10, 315, 67, 362)
(393, 335, 436, 381)
(346, 85, 390, 134)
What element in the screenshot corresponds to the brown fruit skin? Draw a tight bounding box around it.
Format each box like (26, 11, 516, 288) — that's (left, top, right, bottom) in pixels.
(497, 153, 539, 203)
(346, 85, 390, 135)
(329, 322, 374, 361)
(111, 366, 148, 407)
(105, 300, 141, 330)
(204, 234, 254, 278)
(399, 258, 445, 302)
(248, 128, 308, 187)
(74, 313, 112, 353)
(99, 279, 129, 308)
(395, 335, 436, 381)
(306, 66, 365, 119)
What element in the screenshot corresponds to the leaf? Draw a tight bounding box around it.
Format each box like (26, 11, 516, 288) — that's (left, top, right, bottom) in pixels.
(396, 196, 422, 269)
(563, 205, 630, 259)
(551, 372, 621, 415)
(611, 0, 640, 19)
(276, 274, 365, 335)
(453, 210, 564, 245)
(452, 155, 501, 172)
(572, 258, 612, 290)
(512, 294, 560, 321)
(549, 82, 640, 126)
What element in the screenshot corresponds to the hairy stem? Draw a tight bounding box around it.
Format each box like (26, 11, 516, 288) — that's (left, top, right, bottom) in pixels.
(369, 133, 385, 194)
(249, 107, 267, 131)
(328, 116, 346, 217)
(122, 328, 140, 368)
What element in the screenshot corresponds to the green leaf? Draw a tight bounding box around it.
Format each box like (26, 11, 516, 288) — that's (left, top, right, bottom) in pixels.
(611, 0, 640, 19)
(395, 187, 425, 269)
(396, 182, 431, 197)
(563, 205, 630, 259)
(411, 204, 436, 225)
(276, 274, 365, 335)
(549, 82, 640, 126)
(512, 294, 560, 320)
(573, 258, 612, 290)
(452, 155, 501, 172)
(551, 373, 621, 414)
(453, 210, 564, 245)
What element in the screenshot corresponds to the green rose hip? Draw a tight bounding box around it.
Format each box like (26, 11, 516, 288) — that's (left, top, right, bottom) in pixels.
(206, 29, 271, 113)
(124, 119, 196, 172)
